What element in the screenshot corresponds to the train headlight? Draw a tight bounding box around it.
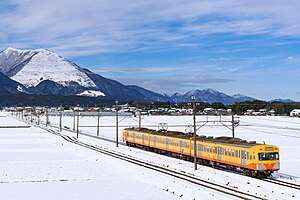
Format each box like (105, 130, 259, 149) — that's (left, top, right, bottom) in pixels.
(273, 162, 280, 169)
(256, 163, 266, 171)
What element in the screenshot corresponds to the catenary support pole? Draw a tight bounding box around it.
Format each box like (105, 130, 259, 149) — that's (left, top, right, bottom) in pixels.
(139, 111, 141, 128)
(97, 108, 100, 137)
(192, 96, 197, 170)
(77, 109, 80, 138)
(232, 114, 235, 138)
(46, 108, 49, 127)
(59, 105, 63, 131)
(116, 101, 119, 147)
(73, 108, 76, 131)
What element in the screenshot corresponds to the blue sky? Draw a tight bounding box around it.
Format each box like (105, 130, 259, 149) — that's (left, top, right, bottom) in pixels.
(1, 0, 300, 101)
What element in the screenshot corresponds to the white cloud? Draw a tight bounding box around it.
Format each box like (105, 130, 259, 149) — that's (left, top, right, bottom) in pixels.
(287, 56, 296, 63)
(1, 0, 300, 56)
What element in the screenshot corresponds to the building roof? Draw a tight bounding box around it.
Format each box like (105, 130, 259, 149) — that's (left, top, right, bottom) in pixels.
(124, 127, 260, 147)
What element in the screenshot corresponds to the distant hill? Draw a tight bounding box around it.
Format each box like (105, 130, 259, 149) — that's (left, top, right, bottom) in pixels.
(169, 89, 256, 105)
(232, 94, 256, 102)
(269, 98, 295, 103)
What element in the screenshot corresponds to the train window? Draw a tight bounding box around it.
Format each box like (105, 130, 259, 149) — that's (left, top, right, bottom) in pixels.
(213, 147, 217, 153)
(258, 152, 279, 160)
(253, 152, 256, 160)
(247, 152, 249, 160)
(232, 150, 235, 157)
(225, 149, 227, 156)
(184, 142, 190, 148)
(210, 146, 212, 153)
(235, 150, 238, 158)
(207, 146, 209, 152)
(228, 149, 231, 156)
(250, 152, 252, 160)
(198, 144, 202, 152)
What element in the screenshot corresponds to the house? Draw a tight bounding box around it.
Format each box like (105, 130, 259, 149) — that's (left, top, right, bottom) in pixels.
(259, 109, 268, 115)
(290, 109, 300, 117)
(244, 109, 255, 116)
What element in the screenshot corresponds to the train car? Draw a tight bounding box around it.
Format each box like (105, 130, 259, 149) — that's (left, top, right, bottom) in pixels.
(122, 127, 280, 177)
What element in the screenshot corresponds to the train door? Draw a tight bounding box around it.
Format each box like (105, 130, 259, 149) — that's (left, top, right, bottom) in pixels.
(218, 146, 222, 161)
(154, 136, 157, 147)
(142, 134, 145, 145)
(166, 139, 170, 150)
(180, 140, 184, 153)
(241, 150, 247, 166)
(198, 144, 202, 157)
(133, 133, 136, 143)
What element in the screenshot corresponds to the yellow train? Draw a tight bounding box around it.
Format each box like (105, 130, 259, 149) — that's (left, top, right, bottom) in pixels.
(122, 127, 280, 177)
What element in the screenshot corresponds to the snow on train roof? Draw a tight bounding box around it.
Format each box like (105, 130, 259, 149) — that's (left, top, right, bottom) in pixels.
(124, 127, 261, 147)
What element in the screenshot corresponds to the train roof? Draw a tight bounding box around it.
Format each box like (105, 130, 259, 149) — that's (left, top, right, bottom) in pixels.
(124, 127, 262, 148)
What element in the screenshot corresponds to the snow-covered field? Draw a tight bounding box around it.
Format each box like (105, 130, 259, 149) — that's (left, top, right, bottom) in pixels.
(1, 112, 300, 199)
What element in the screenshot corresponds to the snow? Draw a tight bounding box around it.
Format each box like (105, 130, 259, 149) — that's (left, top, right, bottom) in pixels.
(0, 48, 37, 75)
(16, 85, 24, 92)
(6, 48, 97, 88)
(3, 47, 25, 54)
(1, 113, 300, 199)
(77, 90, 105, 97)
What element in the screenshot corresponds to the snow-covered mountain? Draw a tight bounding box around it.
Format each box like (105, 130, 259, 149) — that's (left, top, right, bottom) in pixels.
(0, 47, 275, 105)
(170, 89, 256, 105)
(0, 47, 96, 88)
(232, 94, 256, 102)
(0, 47, 170, 102)
(269, 98, 295, 103)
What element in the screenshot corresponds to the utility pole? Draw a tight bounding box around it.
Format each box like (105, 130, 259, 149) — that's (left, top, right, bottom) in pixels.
(139, 111, 141, 128)
(97, 107, 100, 137)
(37, 110, 40, 125)
(46, 107, 49, 127)
(232, 114, 235, 138)
(59, 105, 63, 131)
(192, 96, 197, 170)
(115, 100, 119, 147)
(77, 108, 80, 138)
(73, 108, 76, 131)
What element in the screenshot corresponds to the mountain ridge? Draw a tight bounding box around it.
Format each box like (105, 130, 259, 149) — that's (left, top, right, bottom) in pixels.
(0, 47, 292, 104)
(0, 47, 171, 102)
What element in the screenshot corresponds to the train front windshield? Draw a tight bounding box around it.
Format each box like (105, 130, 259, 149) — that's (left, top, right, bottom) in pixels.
(258, 152, 279, 161)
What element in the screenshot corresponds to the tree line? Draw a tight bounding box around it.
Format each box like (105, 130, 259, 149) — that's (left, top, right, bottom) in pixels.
(129, 100, 300, 115)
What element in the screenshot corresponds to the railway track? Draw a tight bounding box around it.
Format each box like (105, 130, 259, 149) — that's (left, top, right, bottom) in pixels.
(22, 118, 300, 196)
(45, 129, 264, 200)
(262, 178, 300, 190)
(214, 165, 300, 191)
